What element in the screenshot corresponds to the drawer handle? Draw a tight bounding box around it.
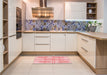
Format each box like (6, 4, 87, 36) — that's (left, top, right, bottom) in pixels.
(35, 36, 49, 38)
(36, 43, 49, 45)
(81, 38, 88, 42)
(81, 47, 88, 52)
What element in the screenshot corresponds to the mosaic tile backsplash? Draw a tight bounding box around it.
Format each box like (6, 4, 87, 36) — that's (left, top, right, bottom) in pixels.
(25, 20, 90, 31)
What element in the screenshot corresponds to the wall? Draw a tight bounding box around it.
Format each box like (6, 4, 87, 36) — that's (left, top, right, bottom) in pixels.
(104, 0, 107, 33)
(25, 20, 97, 32)
(23, 0, 94, 20)
(16, 0, 23, 8)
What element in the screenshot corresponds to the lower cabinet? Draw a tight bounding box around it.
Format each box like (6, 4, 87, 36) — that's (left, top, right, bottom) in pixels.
(35, 33, 51, 51)
(16, 38, 22, 54)
(66, 34, 77, 51)
(8, 36, 17, 64)
(22, 33, 78, 52)
(0, 40, 3, 73)
(22, 33, 35, 51)
(78, 35, 96, 68)
(51, 33, 66, 51)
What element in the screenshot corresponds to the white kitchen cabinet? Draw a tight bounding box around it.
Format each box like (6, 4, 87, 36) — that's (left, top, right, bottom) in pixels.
(8, 36, 17, 64)
(66, 34, 77, 51)
(51, 33, 66, 51)
(65, 2, 86, 19)
(0, 0, 3, 39)
(22, 33, 35, 51)
(0, 40, 3, 73)
(35, 33, 50, 51)
(78, 35, 96, 68)
(8, 0, 16, 36)
(16, 38, 22, 54)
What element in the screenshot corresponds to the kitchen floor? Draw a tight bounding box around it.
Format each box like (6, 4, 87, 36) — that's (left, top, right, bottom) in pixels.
(2, 55, 96, 75)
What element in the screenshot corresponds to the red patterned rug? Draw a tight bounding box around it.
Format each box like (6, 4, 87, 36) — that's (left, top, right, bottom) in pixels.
(34, 56, 72, 64)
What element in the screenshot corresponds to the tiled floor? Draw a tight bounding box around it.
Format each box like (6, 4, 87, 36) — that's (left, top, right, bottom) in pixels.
(2, 55, 96, 75)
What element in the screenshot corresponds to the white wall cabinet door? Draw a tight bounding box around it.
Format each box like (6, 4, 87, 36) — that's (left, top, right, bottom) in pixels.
(8, 0, 16, 36)
(0, 40, 3, 73)
(0, 0, 3, 39)
(8, 36, 17, 64)
(65, 2, 86, 19)
(22, 33, 35, 51)
(51, 33, 66, 51)
(66, 34, 77, 51)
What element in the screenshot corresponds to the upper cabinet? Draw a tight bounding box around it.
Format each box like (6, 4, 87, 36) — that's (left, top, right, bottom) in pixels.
(87, 3, 97, 19)
(65, 2, 87, 20)
(8, 0, 16, 36)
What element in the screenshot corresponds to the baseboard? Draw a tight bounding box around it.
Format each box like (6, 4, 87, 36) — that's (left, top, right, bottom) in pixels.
(96, 68, 107, 74)
(0, 52, 22, 75)
(21, 51, 78, 56)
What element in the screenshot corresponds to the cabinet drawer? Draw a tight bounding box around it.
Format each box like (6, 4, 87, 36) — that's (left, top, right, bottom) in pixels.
(78, 34, 96, 68)
(79, 35, 89, 45)
(35, 37, 50, 44)
(35, 45, 50, 51)
(35, 33, 50, 37)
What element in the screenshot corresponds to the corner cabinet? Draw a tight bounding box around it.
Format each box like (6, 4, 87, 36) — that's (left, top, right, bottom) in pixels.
(65, 2, 86, 19)
(51, 33, 66, 51)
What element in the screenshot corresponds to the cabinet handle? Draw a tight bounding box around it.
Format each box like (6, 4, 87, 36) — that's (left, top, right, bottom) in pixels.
(36, 43, 49, 45)
(81, 38, 88, 42)
(35, 36, 49, 38)
(81, 47, 88, 52)
(9, 34, 16, 37)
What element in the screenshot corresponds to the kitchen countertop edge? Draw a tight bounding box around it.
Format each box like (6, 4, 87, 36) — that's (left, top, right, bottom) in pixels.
(22, 31, 107, 40)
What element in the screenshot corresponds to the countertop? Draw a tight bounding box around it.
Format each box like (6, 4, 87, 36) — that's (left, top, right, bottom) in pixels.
(22, 31, 107, 40)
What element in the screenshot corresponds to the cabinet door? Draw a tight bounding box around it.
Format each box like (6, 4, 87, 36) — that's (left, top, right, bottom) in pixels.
(8, 36, 17, 64)
(35, 33, 50, 51)
(8, 0, 16, 36)
(65, 2, 86, 19)
(16, 38, 22, 54)
(51, 33, 66, 51)
(0, 40, 3, 72)
(78, 35, 96, 68)
(66, 34, 77, 51)
(0, 0, 3, 38)
(22, 33, 35, 51)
